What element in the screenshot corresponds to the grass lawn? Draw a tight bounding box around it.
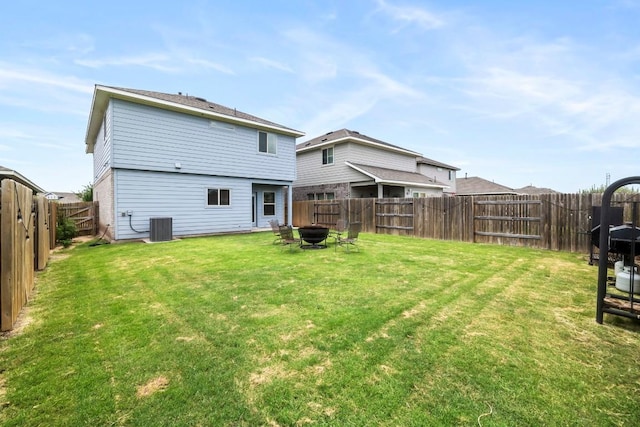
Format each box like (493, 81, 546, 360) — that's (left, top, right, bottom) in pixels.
(1, 231, 639, 426)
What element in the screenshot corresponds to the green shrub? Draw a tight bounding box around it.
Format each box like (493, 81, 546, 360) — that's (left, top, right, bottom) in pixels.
(56, 216, 77, 248)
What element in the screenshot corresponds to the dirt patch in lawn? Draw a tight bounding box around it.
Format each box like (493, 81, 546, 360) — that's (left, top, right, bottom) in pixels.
(136, 376, 170, 398)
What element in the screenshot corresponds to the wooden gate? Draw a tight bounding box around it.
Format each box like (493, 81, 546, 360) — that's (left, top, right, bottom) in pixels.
(375, 199, 414, 235)
(473, 198, 542, 246)
(58, 202, 98, 236)
(313, 201, 341, 227)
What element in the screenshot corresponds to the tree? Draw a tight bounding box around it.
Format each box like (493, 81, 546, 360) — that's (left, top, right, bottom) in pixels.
(76, 183, 93, 202)
(578, 184, 640, 194)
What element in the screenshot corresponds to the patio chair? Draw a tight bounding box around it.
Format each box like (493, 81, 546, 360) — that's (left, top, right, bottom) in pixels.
(278, 225, 301, 251)
(329, 219, 348, 243)
(336, 222, 361, 252)
(269, 219, 282, 244)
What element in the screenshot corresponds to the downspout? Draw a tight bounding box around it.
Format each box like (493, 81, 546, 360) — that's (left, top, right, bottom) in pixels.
(287, 184, 293, 226)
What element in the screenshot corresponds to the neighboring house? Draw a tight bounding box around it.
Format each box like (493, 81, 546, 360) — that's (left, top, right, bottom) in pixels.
(0, 165, 45, 194)
(515, 185, 559, 195)
(455, 176, 522, 196)
(84, 85, 304, 241)
(44, 192, 82, 203)
(416, 156, 460, 195)
(294, 129, 458, 200)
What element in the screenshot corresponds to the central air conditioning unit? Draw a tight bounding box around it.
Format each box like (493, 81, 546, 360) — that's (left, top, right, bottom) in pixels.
(149, 217, 173, 242)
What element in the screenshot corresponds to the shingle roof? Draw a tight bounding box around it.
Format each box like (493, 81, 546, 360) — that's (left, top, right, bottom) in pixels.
(0, 165, 45, 193)
(347, 162, 448, 189)
(515, 185, 559, 195)
(416, 156, 460, 171)
(86, 85, 304, 153)
(297, 129, 420, 156)
(108, 86, 302, 132)
(456, 176, 520, 195)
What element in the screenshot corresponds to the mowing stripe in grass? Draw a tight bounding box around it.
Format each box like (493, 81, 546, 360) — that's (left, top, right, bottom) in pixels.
(2, 233, 640, 426)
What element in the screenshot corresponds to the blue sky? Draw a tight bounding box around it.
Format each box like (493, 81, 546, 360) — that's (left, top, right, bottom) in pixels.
(1, 0, 639, 193)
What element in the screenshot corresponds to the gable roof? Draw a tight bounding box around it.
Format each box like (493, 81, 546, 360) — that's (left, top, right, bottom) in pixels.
(45, 191, 82, 202)
(456, 176, 520, 196)
(515, 185, 559, 195)
(346, 162, 448, 190)
(0, 165, 45, 193)
(85, 85, 305, 153)
(416, 156, 460, 171)
(297, 129, 421, 156)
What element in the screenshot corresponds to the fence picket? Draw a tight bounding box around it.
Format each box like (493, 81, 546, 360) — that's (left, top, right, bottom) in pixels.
(293, 193, 640, 253)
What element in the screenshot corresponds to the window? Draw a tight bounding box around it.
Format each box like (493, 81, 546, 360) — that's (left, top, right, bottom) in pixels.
(448, 170, 454, 180)
(322, 147, 334, 165)
(263, 191, 276, 216)
(258, 131, 277, 154)
(308, 192, 335, 200)
(207, 188, 230, 206)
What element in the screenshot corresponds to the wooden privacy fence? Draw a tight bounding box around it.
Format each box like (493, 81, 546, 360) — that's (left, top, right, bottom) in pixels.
(57, 201, 98, 235)
(293, 193, 640, 253)
(1, 179, 55, 331)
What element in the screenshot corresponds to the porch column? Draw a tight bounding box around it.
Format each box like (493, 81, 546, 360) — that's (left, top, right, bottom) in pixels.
(377, 183, 384, 198)
(287, 185, 293, 226)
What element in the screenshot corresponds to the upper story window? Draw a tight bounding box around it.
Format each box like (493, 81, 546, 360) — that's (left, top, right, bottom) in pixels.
(258, 131, 277, 155)
(207, 188, 230, 206)
(448, 170, 454, 180)
(322, 147, 334, 165)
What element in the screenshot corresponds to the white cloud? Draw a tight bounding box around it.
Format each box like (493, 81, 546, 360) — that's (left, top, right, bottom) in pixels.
(185, 58, 234, 75)
(249, 56, 294, 73)
(0, 64, 93, 93)
(75, 53, 180, 72)
(75, 52, 235, 75)
(373, 0, 445, 31)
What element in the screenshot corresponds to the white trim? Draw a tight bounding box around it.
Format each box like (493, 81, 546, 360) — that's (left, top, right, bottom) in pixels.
(257, 131, 278, 155)
(321, 145, 334, 165)
(345, 161, 448, 190)
(205, 187, 232, 207)
(0, 169, 46, 193)
(86, 85, 304, 153)
(297, 136, 420, 157)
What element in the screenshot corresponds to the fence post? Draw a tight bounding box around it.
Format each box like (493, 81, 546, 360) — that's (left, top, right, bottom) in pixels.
(0, 179, 13, 330)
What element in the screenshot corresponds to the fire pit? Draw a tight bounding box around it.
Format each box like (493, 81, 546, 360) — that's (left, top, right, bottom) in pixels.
(298, 225, 329, 249)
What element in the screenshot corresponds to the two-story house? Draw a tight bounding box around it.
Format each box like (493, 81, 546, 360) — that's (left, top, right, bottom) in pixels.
(84, 85, 304, 241)
(293, 129, 458, 201)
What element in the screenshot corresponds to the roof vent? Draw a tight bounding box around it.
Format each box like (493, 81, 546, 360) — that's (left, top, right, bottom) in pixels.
(353, 131, 359, 134)
(321, 138, 328, 142)
(325, 131, 333, 135)
(194, 97, 207, 102)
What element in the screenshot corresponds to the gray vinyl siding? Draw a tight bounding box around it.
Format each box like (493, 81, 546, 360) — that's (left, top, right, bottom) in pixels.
(111, 99, 296, 181)
(113, 169, 253, 240)
(253, 184, 285, 226)
(295, 141, 418, 186)
(92, 103, 112, 182)
(418, 164, 457, 193)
